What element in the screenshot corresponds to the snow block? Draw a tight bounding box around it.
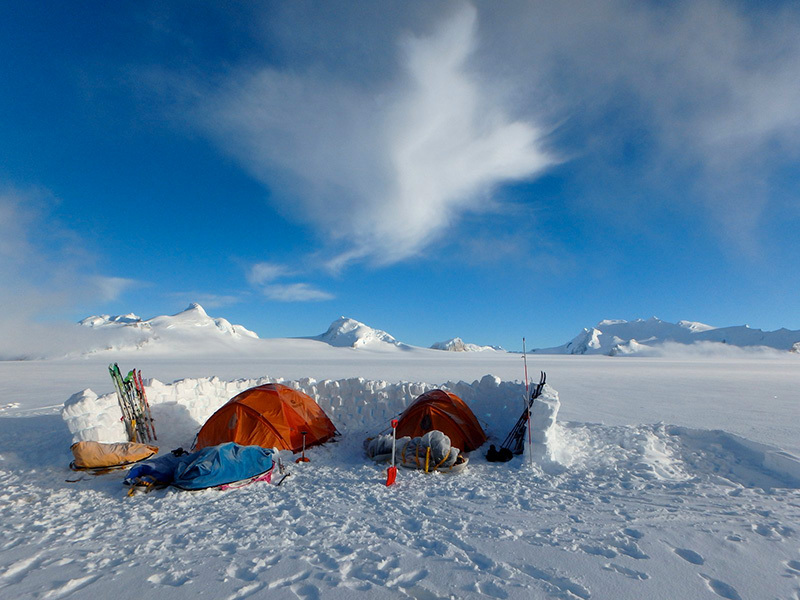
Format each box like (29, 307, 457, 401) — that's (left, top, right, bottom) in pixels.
(63, 374, 538, 451)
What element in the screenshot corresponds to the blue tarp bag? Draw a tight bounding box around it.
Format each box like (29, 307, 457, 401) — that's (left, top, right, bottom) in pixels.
(124, 443, 275, 491)
(173, 443, 274, 490)
(125, 451, 185, 485)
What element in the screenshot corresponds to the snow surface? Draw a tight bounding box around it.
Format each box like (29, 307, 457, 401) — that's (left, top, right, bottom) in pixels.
(536, 316, 800, 355)
(2, 343, 800, 599)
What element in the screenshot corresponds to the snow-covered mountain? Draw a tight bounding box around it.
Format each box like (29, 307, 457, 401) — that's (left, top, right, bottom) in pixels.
(430, 337, 504, 352)
(62, 309, 800, 357)
(76, 303, 259, 354)
(81, 303, 258, 339)
(311, 317, 411, 350)
(535, 317, 800, 355)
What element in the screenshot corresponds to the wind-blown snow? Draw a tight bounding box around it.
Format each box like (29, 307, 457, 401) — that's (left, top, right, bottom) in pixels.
(537, 316, 800, 355)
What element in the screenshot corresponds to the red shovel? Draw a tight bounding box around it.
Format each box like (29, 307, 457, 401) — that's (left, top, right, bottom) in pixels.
(386, 419, 398, 486)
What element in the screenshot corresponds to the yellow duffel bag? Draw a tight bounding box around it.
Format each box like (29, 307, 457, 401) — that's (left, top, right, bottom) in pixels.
(70, 441, 158, 470)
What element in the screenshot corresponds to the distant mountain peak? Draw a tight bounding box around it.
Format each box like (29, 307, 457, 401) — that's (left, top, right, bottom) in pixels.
(430, 337, 504, 352)
(79, 313, 142, 327)
(76, 303, 258, 355)
(313, 317, 408, 349)
(183, 302, 208, 315)
(677, 320, 716, 333)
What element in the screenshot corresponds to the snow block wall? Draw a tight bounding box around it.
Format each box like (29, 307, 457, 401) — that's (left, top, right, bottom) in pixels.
(523, 388, 562, 466)
(62, 374, 559, 455)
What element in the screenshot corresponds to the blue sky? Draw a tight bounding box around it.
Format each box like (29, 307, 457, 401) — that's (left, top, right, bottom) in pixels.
(1, 0, 799, 352)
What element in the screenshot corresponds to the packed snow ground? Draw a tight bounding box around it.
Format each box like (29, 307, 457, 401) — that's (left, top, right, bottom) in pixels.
(1, 350, 800, 599)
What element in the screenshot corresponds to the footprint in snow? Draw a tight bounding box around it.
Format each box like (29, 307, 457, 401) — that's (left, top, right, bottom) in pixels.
(751, 522, 793, 540)
(0, 551, 46, 584)
(580, 544, 617, 559)
(477, 580, 508, 599)
(786, 560, 800, 574)
(622, 528, 644, 539)
(268, 569, 312, 589)
(674, 548, 705, 565)
(386, 568, 428, 588)
(603, 562, 650, 580)
(309, 552, 339, 572)
(609, 536, 649, 560)
(147, 569, 194, 586)
(40, 574, 101, 600)
(225, 582, 265, 600)
(516, 564, 591, 600)
(700, 574, 742, 600)
(291, 582, 321, 600)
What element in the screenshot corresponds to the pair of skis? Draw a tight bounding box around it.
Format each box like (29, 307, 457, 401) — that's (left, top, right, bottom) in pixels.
(109, 363, 157, 443)
(500, 369, 546, 456)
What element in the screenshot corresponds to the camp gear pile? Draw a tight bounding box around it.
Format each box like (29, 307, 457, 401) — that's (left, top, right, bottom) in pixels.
(367, 430, 465, 473)
(124, 442, 275, 492)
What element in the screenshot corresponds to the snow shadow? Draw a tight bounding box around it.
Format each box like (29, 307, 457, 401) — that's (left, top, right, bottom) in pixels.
(148, 402, 202, 452)
(0, 414, 72, 469)
(0, 414, 129, 498)
(665, 426, 800, 490)
(549, 421, 800, 490)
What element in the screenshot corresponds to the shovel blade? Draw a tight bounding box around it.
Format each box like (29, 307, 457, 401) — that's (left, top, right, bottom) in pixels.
(385, 465, 397, 486)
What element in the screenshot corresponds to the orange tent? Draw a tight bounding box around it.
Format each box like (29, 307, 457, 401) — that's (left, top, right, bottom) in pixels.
(195, 384, 337, 452)
(396, 389, 487, 452)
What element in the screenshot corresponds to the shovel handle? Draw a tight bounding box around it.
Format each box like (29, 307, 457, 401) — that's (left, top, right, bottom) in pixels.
(386, 419, 399, 486)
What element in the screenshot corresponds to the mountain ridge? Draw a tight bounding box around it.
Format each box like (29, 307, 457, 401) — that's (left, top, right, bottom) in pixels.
(534, 317, 800, 355)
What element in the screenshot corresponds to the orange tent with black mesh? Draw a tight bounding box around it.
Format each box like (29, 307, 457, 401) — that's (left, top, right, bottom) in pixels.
(395, 389, 487, 452)
(194, 384, 337, 452)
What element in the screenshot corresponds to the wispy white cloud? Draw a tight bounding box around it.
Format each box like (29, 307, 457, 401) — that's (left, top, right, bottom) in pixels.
(475, 0, 800, 251)
(247, 262, 292, 286)
(260, 283, 334, 302)
(174, 1, 800, 264)
(244, 260, 333, 302)
(0, 190, 142, 357)
(92, 276, 140, 302)
(194, 5, 555, 269)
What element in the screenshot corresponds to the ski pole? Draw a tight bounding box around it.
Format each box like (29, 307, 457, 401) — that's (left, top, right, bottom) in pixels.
(523, 338, 533, 466)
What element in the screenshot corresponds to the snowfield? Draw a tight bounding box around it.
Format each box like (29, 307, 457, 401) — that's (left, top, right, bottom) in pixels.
(1, 344, 800, 599)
